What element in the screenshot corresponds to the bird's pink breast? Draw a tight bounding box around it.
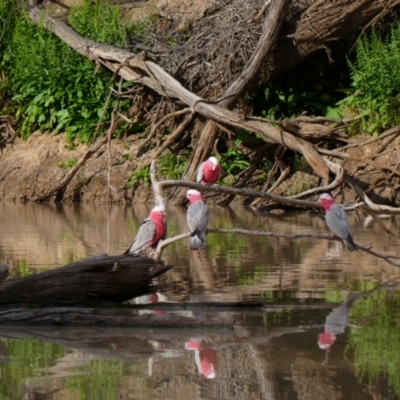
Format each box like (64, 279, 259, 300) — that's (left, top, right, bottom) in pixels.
(189, 195, 204, 204)
(150, 214, 166, 245)
(202, 162, 221, 184)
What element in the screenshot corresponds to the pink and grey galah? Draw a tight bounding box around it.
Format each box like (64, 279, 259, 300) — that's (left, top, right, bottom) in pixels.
(186, 189, 210, 250)
(319, 193, 358, 252)
(196, 156, 221, 184)
(125, 205, 167, 254)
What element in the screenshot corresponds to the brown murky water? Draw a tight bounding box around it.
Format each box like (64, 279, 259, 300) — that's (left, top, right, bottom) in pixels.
(1, 201, 400, 399)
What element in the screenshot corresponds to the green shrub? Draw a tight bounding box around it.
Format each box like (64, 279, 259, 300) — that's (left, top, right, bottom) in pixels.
(339, 27, 400, 135)
(1, 0, 154, 142)
(159, 151, 189, 180)
(253, 49, 347, 120)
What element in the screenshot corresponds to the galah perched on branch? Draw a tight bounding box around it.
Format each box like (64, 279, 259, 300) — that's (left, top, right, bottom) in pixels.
(125, 206, 167, 254)
(196, 156, 221, 185)
(319, 193, 358, 252)
(186, 189, 210, 250)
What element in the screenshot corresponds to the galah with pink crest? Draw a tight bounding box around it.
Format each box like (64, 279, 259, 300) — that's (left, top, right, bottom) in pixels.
(319, 193, 357, 252)
(186, 189, 210, 250)
(196, 156, 221, 184)
(125, 205, 167, 254)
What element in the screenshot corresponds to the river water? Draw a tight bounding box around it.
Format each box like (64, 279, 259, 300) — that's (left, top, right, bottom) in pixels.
(0, 201, 400, 399)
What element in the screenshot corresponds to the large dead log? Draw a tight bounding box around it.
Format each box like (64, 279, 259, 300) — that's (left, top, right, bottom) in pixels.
(0, 254, 172, 306)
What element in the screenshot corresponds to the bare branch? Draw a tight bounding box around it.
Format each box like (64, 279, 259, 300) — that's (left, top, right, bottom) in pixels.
(356, 244, 400, 267)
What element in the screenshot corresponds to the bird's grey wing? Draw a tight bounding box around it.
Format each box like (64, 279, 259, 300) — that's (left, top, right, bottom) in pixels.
(127, 218, 156, 253)
(187, 202, 209, 234)
(326, 205, 353, 239)
(196, 202, 210, 233)
(196, 162, 205, 183)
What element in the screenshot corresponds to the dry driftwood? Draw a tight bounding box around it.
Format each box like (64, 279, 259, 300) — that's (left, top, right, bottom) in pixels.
(25, 1, 400, 206)
(0, 254, 172, 306)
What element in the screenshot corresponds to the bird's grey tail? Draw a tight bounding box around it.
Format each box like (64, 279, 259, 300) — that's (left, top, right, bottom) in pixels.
(344, 237, 358, 252)
(190, 236, 203, 250)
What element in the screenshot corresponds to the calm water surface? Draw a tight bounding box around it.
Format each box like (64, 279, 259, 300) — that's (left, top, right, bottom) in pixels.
(0, 201, 400, 399)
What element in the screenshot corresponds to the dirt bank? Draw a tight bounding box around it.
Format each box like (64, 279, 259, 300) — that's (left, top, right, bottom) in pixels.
(0, 131, 153, 204)
(1, 131, 400, 207)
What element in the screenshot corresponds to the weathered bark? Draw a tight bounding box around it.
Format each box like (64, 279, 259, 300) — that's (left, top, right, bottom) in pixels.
(27, 5, 330, 191)
(26, 1, 400, 204)
(0, 254, 172, 306)
(268, 0, 400, 80)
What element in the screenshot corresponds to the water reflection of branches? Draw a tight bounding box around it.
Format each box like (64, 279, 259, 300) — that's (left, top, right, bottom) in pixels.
(155, 227, 400, 267)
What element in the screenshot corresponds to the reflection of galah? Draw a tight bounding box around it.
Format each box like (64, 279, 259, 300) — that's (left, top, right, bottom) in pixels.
(318, 292, 358, 350)
(133, 293, 165, 315)
(197, 156, 221, 184)
(125, 206, 167, 254)
(185, 338, 219, 379)
(186, 190, 210, 250)
(319, 193, 358, 252)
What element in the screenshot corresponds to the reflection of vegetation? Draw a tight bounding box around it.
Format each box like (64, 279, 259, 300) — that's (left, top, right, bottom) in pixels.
(12, 259, 33, 277)
(347, 289, 400, 398)
(0, 338, 150, 399)
(0, 338, 67, 398)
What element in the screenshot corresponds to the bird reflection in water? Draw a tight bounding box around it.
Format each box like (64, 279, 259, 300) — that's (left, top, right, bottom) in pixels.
(318, 292, 358, 350)
(185, 338, 219, 379)
(318, 277, 400, 350)
(132, 293, 165, 316)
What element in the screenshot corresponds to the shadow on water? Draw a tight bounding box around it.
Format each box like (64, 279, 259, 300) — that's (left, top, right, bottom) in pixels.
(0, 203, 400, 398)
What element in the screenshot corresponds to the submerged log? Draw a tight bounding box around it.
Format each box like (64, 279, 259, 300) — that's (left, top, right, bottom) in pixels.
(0, 254, 172, 306)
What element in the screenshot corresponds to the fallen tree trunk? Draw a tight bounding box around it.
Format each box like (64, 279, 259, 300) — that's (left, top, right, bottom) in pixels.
(0, 254, 172, 306)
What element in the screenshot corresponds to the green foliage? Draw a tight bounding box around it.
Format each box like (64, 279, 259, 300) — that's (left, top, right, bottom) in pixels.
(0, 338, 67, 398)
(1, 0, 154, 142)
(122, 154, 133, 162)
(57, 158, 77, 169)
(220, 143, 250, 180)
(12, 259, 33, 278)
(347, 290, 400, 397)
(339, 26, 400, 135)
(127, 167, 151, 188)
(253, 49, 348, 120)
(159, 151, 189, 180)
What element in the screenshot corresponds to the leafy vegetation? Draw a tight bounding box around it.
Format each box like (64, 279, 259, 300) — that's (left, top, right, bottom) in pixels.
(57, 158, 77, 169)
(158, 151, 189, 180)
(347, 289, 400, 398)
(338, 27, 400, 136)
(0, 0, 154, 142)
(127, 166, 151, 188)
(253, 48, 349, 120)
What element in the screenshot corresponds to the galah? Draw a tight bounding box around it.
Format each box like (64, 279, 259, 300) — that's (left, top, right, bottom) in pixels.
(319, 193, 358, 252)
(125, 205, 167, 254)
(186, 189, 210, 250)
(196, 156, 221, 184)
